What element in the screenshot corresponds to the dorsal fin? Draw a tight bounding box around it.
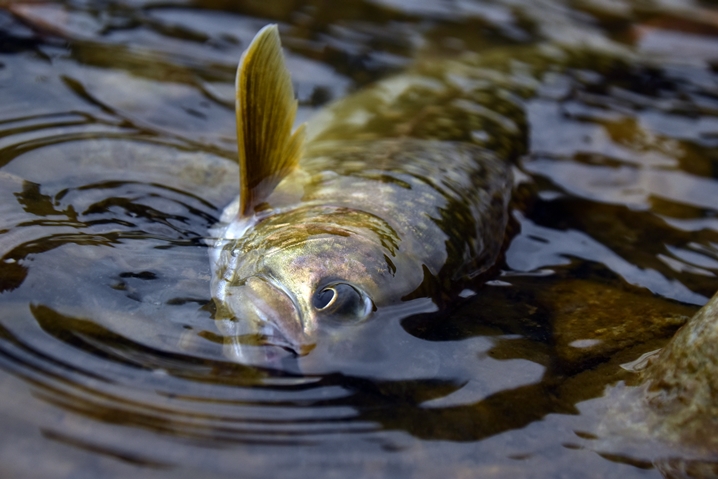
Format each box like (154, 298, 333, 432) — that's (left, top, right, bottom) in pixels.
(236, 24, 305, 217)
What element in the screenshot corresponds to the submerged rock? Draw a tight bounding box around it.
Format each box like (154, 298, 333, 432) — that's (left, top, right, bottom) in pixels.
(548, 279, 694, 371)
(600, 290, 718, 467)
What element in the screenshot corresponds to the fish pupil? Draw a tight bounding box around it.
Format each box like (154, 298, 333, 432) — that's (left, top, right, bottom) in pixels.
(313, 288, 336, 310)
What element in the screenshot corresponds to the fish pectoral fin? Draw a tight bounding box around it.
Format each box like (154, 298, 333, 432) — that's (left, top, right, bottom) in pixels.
(236, 24, 305, 217)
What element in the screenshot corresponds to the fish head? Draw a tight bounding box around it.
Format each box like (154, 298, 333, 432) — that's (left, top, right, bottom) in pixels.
(213, 218, 422, 359)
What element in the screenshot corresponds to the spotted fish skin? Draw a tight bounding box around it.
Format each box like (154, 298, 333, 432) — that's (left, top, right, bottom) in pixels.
(210, 28, 539, 354)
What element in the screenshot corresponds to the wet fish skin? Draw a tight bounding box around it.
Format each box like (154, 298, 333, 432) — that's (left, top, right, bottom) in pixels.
(209, 25, 718, 463)
(210, 27, 528, 355)
(214, 140, 512, 337)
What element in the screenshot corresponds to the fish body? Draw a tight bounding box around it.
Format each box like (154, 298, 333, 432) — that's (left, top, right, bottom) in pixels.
(211, 25, 718, 456)
(210, 26, 528, 357)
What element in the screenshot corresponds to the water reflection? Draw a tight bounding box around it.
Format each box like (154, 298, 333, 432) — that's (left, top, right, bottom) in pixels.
(0, 0, 717, 477)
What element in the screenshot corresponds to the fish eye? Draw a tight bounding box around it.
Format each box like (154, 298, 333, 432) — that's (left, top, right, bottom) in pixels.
(312, 283, 371, 322)
(313, 287, 336, 310)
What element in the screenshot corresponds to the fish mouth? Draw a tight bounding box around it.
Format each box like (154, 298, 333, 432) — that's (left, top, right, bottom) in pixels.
(222, 276, 314, 357)
(256, 322, 315, 356)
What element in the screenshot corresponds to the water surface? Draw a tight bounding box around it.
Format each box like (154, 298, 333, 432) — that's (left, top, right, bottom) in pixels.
(1, 0, 718, 477)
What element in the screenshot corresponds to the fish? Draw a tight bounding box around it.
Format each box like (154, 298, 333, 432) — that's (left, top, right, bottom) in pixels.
(207, 23, 718, 464)
(209, 25, 527, 361)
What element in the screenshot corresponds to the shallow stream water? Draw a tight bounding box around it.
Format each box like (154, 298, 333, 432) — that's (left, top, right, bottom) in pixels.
(1, 0, 718, 477)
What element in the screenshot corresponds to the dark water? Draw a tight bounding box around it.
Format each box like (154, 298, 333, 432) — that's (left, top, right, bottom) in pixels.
(1, 1, 718, 477)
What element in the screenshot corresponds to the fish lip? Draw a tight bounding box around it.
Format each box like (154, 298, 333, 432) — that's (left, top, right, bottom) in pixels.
(258, 321, 315, 356)
(226, 274, 316, 357)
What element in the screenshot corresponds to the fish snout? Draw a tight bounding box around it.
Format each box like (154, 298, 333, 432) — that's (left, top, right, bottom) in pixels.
(227, 276, 315, 356)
